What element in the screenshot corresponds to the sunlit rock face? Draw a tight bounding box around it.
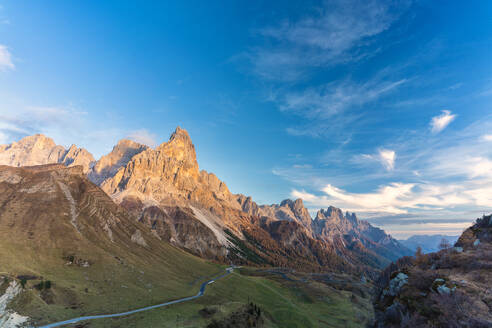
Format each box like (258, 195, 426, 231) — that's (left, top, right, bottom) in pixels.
(0, 134, 95, 173)
(88, 139, 148, 185)
(100, 127, 238, 209)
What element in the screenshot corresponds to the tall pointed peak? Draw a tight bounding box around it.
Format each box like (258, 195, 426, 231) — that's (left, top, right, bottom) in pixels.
(156, 126, 193, 150)
(155, 126, 198, 166)
(170, 126, 192, 142)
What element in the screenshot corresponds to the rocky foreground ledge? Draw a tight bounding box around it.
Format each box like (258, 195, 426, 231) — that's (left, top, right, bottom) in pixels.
(374, 215, 492, 328)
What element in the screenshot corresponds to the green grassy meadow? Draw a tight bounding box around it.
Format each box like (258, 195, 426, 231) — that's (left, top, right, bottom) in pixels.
(14, 267, 374, 328)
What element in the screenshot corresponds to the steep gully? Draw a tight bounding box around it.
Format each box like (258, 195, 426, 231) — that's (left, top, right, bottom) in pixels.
(36, 267, 235, 328)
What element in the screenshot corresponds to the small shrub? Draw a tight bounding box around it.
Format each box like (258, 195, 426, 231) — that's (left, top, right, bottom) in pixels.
(34, 281, 44, 290)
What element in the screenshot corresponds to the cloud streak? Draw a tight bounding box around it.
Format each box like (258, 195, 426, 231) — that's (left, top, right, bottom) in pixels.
(249, 0, 410, 81)
(358, 148, 396, 171)
(279, 78, 407, 120)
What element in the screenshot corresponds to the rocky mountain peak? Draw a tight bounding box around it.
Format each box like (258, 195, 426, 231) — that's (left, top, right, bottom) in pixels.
(88, 138, 148, 185)
(170, 126, 191, 141)
(157, 127, 198, 166)
(244, 198, 314, 233)
(26, 133, 56, 148)
(9, 134, 56, 152)
(235, 194, 260, 216)
(316, 206, 344, 222)
(0, 134, 94, 172)
(98, 127, 237, 209)
(61, 144, 95, 172)
(292, 198, 306, 211)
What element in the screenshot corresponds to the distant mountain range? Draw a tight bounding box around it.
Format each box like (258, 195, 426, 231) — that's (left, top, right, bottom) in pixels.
(398, 234, 460, 254)
(0, 128, 413, 276)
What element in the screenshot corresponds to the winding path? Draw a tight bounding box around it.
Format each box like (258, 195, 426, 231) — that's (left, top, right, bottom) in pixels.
(37, 267, 234, 328)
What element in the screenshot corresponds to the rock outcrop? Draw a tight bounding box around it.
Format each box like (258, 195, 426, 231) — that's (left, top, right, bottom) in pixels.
(0, 279, 29, 327)
(374, 214, 492, 327)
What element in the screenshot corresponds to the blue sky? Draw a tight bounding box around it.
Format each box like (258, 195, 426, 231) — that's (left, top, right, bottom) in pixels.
(1, 1, 492, 238)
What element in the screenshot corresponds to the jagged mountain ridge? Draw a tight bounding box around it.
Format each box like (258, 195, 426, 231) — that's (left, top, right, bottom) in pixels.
(313, 206, 412, 262)
(237, 198, 412, 267)
(236, 196, 313, 233)
(0, 134, 95, 173)
(0, 129, 411, 272)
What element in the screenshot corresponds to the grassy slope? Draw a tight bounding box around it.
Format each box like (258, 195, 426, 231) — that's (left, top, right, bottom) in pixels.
(1, 234, 222, 326)
(55, 269, 374, 328)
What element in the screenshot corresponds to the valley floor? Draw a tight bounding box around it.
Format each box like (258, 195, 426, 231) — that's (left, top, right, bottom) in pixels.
(19, 268, 374, 328)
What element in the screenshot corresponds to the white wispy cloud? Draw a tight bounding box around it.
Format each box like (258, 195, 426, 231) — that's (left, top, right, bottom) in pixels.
(291, 181, 473, 217)
(359, 148, 396, 171)
(378, 149, 396, 171)
(430, 110, 456, 133)
(248, 0, 410, 81)
(0, 45, 14, 70)
(279, 78, 406, 120)
(127, 129, 157, 148)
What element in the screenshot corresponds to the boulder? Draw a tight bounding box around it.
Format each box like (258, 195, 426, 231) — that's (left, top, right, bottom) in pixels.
(384, 272, 408, 296)
(437, 284, 456, 295)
